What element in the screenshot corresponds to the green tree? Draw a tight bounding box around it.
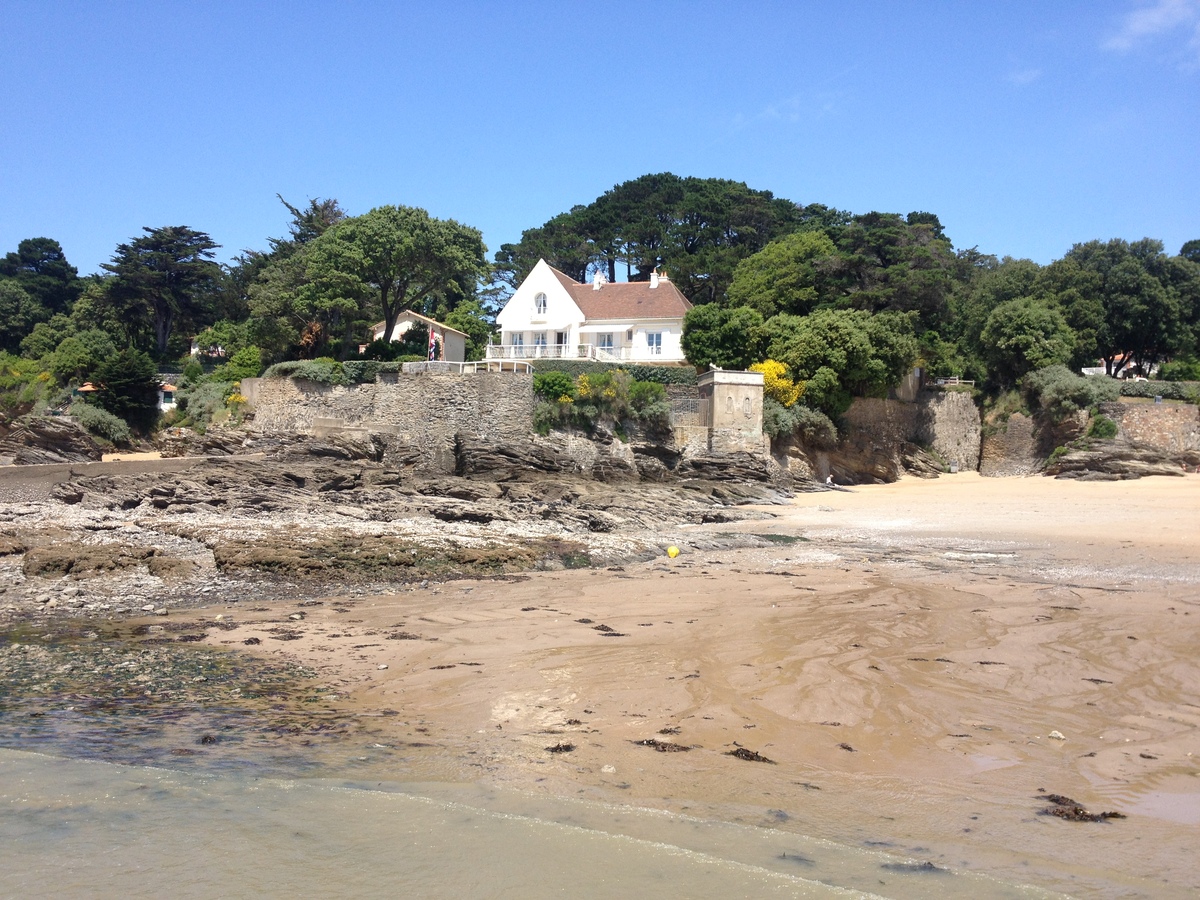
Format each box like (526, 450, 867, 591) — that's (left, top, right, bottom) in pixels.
(46, 330, 116, 384)
(979, 297, 1075, 386)
(818, 211, 961, 327)
(91, 347, 160, 432)
(304, 205, 489, 357)
(1044, 239, 1187, 376)
(764, 309, 919, 418)
(0, 237, 81, 319)
(0, 281, 40, 353)
(237, 197, 349, 361)
(494, 173, 801, 304)
(727, 230, 838, 317)
(101, 226, 223, 356)
(681, 304, 766, 370)
(19, 314, 73, 359)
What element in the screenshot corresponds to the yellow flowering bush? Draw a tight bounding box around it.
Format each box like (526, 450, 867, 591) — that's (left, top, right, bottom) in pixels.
(750, 359, 802, 408)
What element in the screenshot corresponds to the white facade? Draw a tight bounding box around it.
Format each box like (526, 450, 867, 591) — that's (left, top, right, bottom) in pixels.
(368, 310, 467, 363)
(491, 260, 691, 364)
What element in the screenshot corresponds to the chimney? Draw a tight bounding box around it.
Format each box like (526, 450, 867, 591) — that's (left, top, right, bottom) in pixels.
(650, 269, 659, 289)
(592, 271, 603, 290)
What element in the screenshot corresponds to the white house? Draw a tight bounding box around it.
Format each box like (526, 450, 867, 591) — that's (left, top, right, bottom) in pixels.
(367, 310, 468, 363)
(490, 259, 692, 364)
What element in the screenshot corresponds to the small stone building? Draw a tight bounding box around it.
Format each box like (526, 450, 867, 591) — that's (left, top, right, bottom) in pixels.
(698, 369, 765, 453)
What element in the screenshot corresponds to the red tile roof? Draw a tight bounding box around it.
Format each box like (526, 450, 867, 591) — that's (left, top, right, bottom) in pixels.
(548, 265, 692, 321)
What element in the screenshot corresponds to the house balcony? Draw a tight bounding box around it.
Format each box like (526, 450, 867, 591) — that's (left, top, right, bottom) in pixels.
(485, 343, 677, 363)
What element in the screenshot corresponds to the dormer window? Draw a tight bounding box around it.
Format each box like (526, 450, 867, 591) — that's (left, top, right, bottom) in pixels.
(534, 292, 547, 316)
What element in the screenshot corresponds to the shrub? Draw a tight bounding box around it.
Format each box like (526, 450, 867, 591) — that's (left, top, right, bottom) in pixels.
(627, 379, 666, 412)
(533, 371, 575, 402)
(340, 360, 381, 384)
(181, 357, 204, 383)
(762, 397, 838, 447)
(1087, 415, 1118, 439)
(173, 380, 235, 433)
(69, 401, 131, 445)
(1118, 380, 1200, 403)
(262, 359, 348, 385)
(0, 353, 53, 415)
(530, 359, 697, 385)
(1158, 357, 1200, 382)
(533, 371, 671, 433)
(210, 346, 263, 382)
(1025, 365, 1119, 420)
(361, 338, 407, 361)
(750, 359, 802, 407)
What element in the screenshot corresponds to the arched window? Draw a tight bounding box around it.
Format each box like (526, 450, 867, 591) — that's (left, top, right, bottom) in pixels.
(534, 293, 547, 315)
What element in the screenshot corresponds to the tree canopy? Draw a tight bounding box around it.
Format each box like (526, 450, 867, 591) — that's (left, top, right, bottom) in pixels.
(100, 226, 223, 357)
(0, 238, 82, 352)
(494, 173, 801, 303)
(303, 205, 489, 355)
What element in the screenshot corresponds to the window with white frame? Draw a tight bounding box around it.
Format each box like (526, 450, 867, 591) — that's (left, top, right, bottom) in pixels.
(598, 333, 614, 350)
(646, 332, 663, 355)
(511, 333, 524, 349)
(533, 332, 547, 347)
(534, 292, 547, 316)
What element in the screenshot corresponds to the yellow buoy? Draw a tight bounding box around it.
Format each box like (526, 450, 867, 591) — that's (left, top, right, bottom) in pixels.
(667, 546, 680, 558)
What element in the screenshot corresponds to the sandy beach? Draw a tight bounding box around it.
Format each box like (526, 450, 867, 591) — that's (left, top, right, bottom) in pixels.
(164, 472, 1197, 897)
(3, 469, 1199, 896)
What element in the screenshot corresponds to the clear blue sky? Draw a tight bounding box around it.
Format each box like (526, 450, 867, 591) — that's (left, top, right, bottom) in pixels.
(2, 1, 1197, 276)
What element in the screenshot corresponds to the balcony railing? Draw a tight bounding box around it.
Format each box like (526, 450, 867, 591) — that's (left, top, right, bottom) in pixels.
(485, 343, 674, 363)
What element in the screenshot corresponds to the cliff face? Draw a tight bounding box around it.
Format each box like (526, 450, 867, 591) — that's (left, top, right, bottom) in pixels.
(0, 415, 103, 465)
(151, 375, 1200, 487)
(980, 399, 1200, 480)
(1042, 400, 1200, 480)
(775, 391, 981, 484)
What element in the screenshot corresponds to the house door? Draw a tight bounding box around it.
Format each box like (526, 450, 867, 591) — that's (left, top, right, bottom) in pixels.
(555, 332, 567, 357)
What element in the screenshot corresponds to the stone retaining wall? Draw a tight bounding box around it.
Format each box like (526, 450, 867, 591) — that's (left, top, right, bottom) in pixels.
(916, 390, 982, 471)
(247, 373, 536, 473)
(1101, 400, 1200, 453)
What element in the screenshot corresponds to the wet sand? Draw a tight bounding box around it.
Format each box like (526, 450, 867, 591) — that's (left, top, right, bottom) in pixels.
(175, 472, 1200, 898)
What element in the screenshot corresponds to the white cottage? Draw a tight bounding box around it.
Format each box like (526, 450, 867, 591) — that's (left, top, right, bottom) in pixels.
(367, 310, 468, 363)
(490, 259, 692, 364)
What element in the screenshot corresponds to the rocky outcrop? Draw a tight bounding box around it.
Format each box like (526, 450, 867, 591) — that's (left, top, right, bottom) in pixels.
(776, 391, 981, 485)
(0, 416, 103, 464)
(1045, 443, 1198, 480)
(0, 442, 788, 616)
(983, 399, 1199, 480)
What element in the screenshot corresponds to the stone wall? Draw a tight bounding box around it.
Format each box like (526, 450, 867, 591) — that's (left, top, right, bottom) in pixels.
(247, 373, 536, 472)
(916, 390, 982, 471)
(1101, 400, 1200, 452)
(245, 372, 772, 479)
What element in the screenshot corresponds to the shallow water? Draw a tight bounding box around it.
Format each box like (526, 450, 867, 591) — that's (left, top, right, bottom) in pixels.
(0, 749, 1054, 899)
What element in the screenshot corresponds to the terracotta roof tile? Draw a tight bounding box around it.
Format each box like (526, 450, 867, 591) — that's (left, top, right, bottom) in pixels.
(548, 265, 692, 321)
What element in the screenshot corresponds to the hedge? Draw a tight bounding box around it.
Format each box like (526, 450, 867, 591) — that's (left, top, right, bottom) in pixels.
(1119, 380, 1200, 403)
(262, 359, 348, 385)
(530, 359, 698, 385)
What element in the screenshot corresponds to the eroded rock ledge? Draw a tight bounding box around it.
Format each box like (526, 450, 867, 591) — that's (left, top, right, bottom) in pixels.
(0, 434, 791, 625)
